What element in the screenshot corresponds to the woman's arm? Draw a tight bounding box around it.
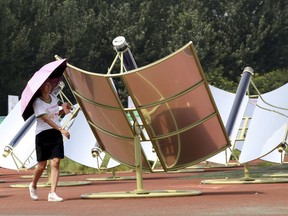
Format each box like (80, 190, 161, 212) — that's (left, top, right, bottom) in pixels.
(40, 114, 70, 139)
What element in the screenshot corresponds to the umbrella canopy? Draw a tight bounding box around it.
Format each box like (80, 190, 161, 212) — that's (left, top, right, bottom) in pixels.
(21, 59, 67, 121)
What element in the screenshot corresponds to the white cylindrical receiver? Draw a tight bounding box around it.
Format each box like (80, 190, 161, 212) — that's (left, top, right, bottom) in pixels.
(243, 66, 254, 75)
(112, 36, 128, 51)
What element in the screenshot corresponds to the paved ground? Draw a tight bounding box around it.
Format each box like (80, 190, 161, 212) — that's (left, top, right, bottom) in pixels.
(1, 164, 288, 216)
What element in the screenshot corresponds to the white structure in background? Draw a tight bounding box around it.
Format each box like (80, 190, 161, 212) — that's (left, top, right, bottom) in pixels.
(0, 81, 65, 170)
(8, 95, 19, 113)
(0, 101, 37, 170)
(63, 110, 120, 169)
(205, 85, 249, 164)
(0, 100, 120, 171)
(239, 83, 288, 164)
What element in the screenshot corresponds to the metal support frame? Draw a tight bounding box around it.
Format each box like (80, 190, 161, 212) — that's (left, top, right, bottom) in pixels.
(80, 36, 202, 198)
(2, 115, 35, 159)
(2, 145, 35, 171)
(201, 69, 288, 184)
(132, 121, 149, 194)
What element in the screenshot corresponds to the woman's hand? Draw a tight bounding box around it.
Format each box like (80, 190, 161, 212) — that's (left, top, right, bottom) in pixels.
(61, 102, 71, 114)
(59, 128, 70, 139)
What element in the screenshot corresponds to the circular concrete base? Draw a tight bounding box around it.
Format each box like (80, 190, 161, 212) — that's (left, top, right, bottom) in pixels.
(152, 168, 204, 173)
(168, 168, 205, 173)
(201, 178, 288, 184)
(189, 162, 239, 169)
(9, 181, 91, 188)
(86, 176, 136, 181)
(263, 173, 288, 177)
(81, 189, 202, 199)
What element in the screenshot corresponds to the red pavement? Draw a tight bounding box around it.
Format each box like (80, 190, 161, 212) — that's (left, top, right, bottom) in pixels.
(1, 166, 288, 216)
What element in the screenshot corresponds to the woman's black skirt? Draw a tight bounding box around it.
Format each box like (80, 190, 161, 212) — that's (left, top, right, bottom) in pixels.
(35, 129, 64, 162)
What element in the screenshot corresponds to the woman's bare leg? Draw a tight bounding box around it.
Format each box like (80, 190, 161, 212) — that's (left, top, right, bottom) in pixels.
(32, 160, 47, 188)
(50, 157, 61, 193)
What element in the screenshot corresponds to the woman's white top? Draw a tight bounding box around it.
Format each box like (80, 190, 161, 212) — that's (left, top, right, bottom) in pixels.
(33, 94, 61, 135)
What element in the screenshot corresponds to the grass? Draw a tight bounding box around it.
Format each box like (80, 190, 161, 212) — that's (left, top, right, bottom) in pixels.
(59, 152, 288, 177)
(59, 157, 132, 175)
(181, 162, 288, 180)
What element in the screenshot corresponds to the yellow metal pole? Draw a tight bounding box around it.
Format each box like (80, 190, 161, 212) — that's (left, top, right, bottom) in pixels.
(240, 163, 255, 181)
(133, 122, 149, 194)
(107, 52, 120, 74)
(134, 135, 143, 191)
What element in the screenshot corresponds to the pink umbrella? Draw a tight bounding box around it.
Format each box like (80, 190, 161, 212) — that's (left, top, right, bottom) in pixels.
(21, 59, 67, 120)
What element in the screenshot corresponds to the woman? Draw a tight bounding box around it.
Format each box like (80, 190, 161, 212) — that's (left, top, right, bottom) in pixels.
(28, 80, 70, 202)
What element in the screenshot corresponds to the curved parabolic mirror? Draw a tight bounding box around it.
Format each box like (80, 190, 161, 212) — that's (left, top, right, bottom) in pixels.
(0, 101, 37, 170)
(205, 85, 249, 164)
(62, 42, 230, 171)
(63, 110, 120, 169)
(239, 83, 288, 164)
(64, 65, 151, 170)
(122, 42, 231, 170)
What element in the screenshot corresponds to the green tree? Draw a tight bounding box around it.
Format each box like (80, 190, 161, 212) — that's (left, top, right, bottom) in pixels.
(1, 0, 288, 115)
(216, 0, 288, 79)
(251, 69, 288, 94)
(0, 0, 38, 114)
